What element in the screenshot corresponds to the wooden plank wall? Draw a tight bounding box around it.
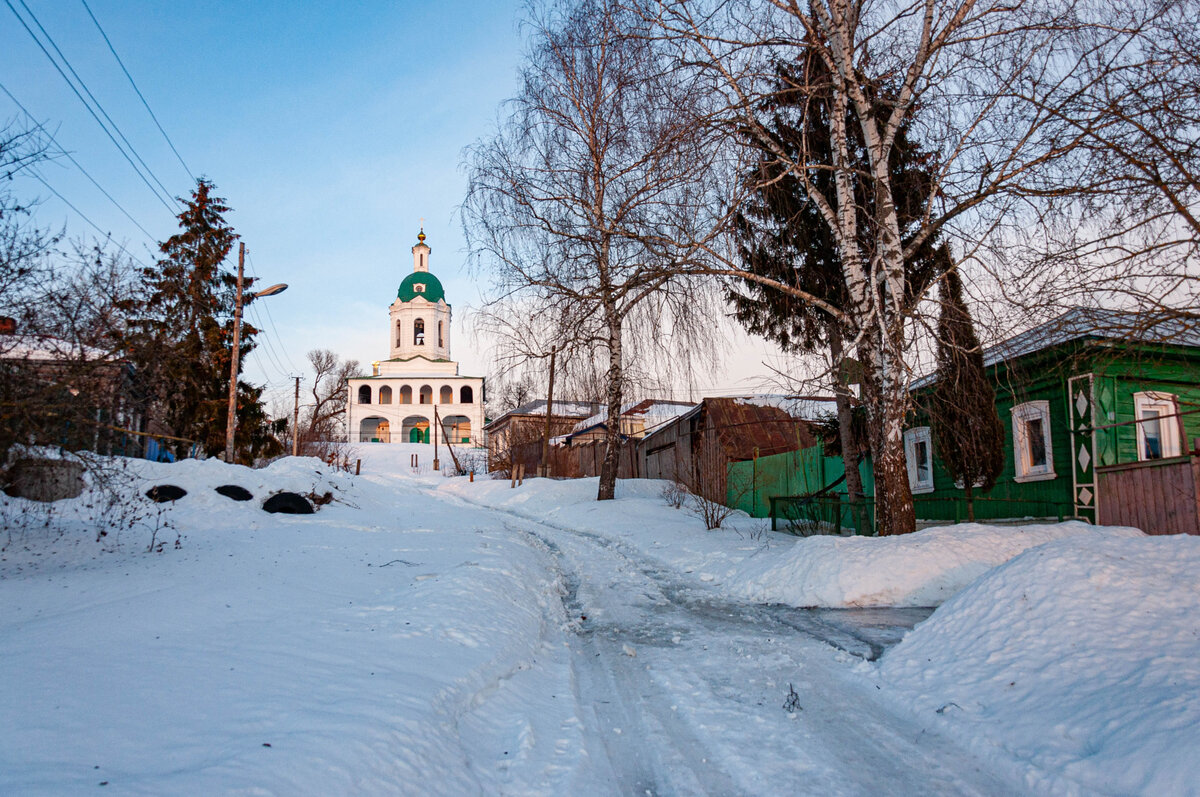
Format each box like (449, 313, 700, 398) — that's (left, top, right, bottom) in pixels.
(1097, 456, 1200, 535)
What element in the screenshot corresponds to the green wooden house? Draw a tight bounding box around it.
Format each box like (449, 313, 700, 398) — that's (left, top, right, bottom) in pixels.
(902, 308, 1200, 530)
(746, 308, 1200, 534)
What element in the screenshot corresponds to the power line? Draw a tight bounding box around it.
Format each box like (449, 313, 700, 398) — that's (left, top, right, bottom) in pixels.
(246, 250, 301, 374)
(5, 0, 179, 216)
(0, 80, 159, 242)
(15, 0, 179, 205)
(78, 0, 195, 183)
(29, 169, 150, 270)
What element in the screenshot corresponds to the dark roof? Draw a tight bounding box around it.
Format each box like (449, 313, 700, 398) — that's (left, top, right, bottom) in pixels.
(983, 307, 1200, 367)
(639, 396, 822, 460)
(912, 307, 1200, 389)
(482, 399, 603, 431)
(702, 397, 818, 460)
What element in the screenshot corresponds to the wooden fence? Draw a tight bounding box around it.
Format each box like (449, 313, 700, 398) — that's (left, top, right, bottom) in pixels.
(1097, 455, 1200, 535)
(511, 439, 639, 479)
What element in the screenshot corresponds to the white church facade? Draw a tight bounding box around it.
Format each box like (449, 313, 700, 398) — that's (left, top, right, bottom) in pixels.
(347, 230, 484, 447)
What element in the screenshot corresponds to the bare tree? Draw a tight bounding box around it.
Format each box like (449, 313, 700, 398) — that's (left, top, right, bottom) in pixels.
(639, 0, 1200, 534)
(300, 349, 362, 445)
(464, 0, 721, 500)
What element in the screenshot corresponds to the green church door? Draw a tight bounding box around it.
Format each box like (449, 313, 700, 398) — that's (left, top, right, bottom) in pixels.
(410, 427, 423, 443)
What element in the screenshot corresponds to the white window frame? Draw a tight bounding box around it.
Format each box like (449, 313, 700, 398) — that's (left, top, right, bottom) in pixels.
(1133, 391, 1182, 460)
(1012, 400, 1055, 482)
(904, 426, 935, 494)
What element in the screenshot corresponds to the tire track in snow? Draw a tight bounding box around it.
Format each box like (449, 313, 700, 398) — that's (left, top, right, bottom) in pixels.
(424, 483, 1022, 795)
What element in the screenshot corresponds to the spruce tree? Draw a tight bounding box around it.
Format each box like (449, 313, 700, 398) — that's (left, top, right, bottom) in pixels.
(929, 249, 1004, 521)
(731, 55, 940, 529)
(125, 179, 271, 458)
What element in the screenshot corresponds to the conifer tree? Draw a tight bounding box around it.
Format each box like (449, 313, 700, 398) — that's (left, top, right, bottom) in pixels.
(929, 249, 1004, 521)
(125, 179, 273, 458)
(731, 56, 939, 529)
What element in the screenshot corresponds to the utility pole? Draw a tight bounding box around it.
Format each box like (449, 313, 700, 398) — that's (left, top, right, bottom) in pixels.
(539, 345, 557, 477)
(292, 376, 301, 456)
(224, 243, 246, 464)
(433, 404, 440, 471)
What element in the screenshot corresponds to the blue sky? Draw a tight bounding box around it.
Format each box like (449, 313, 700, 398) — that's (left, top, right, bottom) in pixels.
(2, 0, 787, 408)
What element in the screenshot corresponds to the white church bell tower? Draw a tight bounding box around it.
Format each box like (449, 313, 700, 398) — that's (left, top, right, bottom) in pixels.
(389, 229, 452, 361)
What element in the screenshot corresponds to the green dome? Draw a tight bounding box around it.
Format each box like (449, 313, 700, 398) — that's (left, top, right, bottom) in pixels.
(397, 272, 445, 303)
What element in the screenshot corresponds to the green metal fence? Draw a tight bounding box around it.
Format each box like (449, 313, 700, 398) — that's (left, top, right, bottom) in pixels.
(726, 441, 874, 518)
(769, 493, 1075, 536)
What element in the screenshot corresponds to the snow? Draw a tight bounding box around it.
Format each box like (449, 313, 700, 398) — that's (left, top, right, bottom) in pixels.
(568, 399, 696, 435)
(728, 394, 836, 421)
(2, 449, 590, 794)
(733, 521, 1145, 607)
(874, 534, 1200, 795)
(436, 475, 1142, 608)
(2, 444, 1193, 794)
(0, 333, 114, 362)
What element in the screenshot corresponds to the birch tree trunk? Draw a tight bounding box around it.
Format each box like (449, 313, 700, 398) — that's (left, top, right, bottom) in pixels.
(597, 304, 623, 500)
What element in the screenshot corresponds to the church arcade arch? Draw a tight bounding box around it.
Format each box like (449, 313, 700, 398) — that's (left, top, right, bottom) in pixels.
(378, 385, 392, 404)
(358, 385, 372, 404)
(439, 385, 453, 404)
(460, 385, 473, 404)
(400, 385, 413, 404)
(414, 318, 425, 346)
(419, 384, 433, 404)
(441, 415, 471, 443)
(401, 415, 430, 444)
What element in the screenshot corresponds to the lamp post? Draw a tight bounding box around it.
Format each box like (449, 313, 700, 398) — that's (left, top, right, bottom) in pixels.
(225, 242, 287, 464)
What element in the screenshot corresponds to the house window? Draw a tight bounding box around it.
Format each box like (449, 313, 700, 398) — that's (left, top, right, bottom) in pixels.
(1012, 400, 1055, 481)
(414, 318, 425, 345)
(1134, 392, 1181, 460)
(904, 427, 934, 493)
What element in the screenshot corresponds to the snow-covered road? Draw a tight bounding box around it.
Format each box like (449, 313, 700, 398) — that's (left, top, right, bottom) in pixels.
(6, 448, 1110, 794)
(444, 497, 1019, 796)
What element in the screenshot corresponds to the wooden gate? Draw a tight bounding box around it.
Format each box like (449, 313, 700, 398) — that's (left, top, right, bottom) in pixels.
(1096, 456, 1200, 535)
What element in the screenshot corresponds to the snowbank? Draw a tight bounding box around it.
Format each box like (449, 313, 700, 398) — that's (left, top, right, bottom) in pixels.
(876, 534, 1200, 795)
(1, 453, 588, 794)
(435, 467, 1143, 609)
(731, 521, 1144, 607)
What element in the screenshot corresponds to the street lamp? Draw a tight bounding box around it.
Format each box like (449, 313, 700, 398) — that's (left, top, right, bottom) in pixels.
(225, 242, 287, 463)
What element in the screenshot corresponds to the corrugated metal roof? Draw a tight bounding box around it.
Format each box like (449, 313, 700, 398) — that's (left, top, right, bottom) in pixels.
(702, 397, 818, 460)
(912, 307, 1200, 388)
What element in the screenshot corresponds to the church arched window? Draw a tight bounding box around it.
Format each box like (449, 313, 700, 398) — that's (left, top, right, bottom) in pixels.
(400, 385, 412, 404)
(419, 385, 433, 404)
(438, 321, 444, 348)
(358, 385, 372, 404)
(414, 318, 425, 345)
(396, 321, 402, 347)
(379, 385, 392, 404)
(460, 385, 473, 404)
(439, 385, 453, 404)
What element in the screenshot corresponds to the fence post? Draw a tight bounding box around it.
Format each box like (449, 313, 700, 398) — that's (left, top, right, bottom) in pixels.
(355, 459, 361, 476)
